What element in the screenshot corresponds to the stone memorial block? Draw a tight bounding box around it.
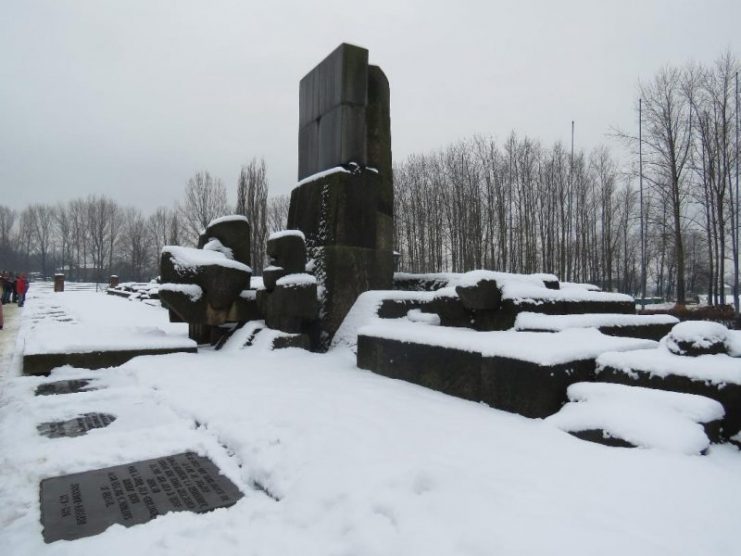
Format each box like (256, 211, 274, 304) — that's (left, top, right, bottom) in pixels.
(266, 232, 307, 274)
(262, 266, 286, 292)
(290, 43, 393, 348)
(264, 280, 319, 334)
(40, 451, 243, 543)
(159, 244, 252, 338)
(288, 170, 392, 251)
(197, 216, 251, 267)
(456, 278, 503, 311)
(36, 379, 96, 396)
(37, 413, 116, 439)
(298, 43, 369, 179)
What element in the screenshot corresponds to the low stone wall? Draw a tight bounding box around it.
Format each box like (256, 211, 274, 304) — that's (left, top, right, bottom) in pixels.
(357, 334, 596, 418)
(597, 323, 673, 341)
(481, 356, 595, 418)
(357, 335, 482, 402)
(23, 346, 198, 376)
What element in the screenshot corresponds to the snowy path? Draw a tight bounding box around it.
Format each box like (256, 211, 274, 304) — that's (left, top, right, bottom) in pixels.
(1, 287, 741, 555)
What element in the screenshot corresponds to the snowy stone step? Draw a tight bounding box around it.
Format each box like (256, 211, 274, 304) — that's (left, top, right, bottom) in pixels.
(515, 312, 678, 341)
(357, 321, 656, 418)
(545, 382, 724, 454)
(23, 324, 197, 376)
(596, 345, 741, 440)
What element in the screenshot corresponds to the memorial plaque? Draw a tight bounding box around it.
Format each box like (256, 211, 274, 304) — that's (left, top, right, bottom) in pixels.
(40, 452, 243, 543)
(37, 413, 116, 439)
(35, 379, 96, 396)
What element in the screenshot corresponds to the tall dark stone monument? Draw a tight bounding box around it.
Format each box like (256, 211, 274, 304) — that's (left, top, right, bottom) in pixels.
(289, 43, 393, 348)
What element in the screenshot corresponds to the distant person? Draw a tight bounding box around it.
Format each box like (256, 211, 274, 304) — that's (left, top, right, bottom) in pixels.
(0, 272, 9, 304)
(0, 292, 3, 329)
(9, 273, 17, 303)
(15, 273, 28, 307)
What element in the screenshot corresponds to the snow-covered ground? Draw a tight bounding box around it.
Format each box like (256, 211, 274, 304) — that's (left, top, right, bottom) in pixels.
(1, 284, 741, 555)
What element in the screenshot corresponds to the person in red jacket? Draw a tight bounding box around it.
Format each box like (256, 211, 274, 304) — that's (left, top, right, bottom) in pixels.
(15, 273, 28, 308)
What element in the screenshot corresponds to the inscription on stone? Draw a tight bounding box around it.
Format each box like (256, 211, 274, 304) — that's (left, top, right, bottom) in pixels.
(36, 379, 96, 396)
(40, 452, 243, 543)
(37, 413, 116, 439)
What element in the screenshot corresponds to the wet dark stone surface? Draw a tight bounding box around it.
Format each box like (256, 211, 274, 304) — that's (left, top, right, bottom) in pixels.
(35, 380, 96, 396)
(569, 429, 637, 448)
(37, 413, 116, 439)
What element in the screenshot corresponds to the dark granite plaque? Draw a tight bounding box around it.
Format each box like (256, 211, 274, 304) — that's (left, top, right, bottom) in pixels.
(37, 413, 116, 439)
(35, 379, 96, 396)
(40, 452, 244, 543)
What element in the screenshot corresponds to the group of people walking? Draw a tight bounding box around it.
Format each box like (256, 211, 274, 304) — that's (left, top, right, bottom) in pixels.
(0, 272, 28, 330)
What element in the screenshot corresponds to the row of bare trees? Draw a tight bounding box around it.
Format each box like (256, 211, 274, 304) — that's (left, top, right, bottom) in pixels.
(3, 53, 737, 301)
(393, 136, 643, 292)
(626, 52, 739, 304)
(393, 52, 739, 304)
(0, 158, 290, 283)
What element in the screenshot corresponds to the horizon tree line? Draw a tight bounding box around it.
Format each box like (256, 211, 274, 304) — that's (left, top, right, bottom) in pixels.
(1, 52, 738, 307)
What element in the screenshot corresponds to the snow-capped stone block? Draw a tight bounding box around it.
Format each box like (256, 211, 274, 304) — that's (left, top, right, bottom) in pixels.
(393, 270, 636, 331)
(331, 290, 435, 352)
(160, 246, 251, 324)
(158, 283, 203, 302)
(262, 265, 286, 292)
(665, 321, 729, 356)
(515, 312, 679, 341)
(393, 271, 458, 291)
(198, 214, 251, 267)
(23, 323, 198, 376)
(276, 273, 317, 288)
(596, 345, 741, 439)
(267, 230, 307, 274)
(357, 322, 656, 418)
(288, 169, 393, 251)
(455, 274, 502, 311)
(264, 279, 319, 334)
(546, 382, 724, 454)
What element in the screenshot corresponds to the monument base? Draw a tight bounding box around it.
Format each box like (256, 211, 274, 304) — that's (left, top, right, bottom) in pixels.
(314, 245, 394, 349)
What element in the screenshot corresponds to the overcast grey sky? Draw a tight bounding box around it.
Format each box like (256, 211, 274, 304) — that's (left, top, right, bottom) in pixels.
(1, 0, 739, 211)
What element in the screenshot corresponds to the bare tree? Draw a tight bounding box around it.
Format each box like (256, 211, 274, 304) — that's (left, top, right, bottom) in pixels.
(180, 171, 229, 244)
(235, 158, 268, 271)
(267, 195, 290, 234)
(120, 207, 150, 281)
(0, 205, 17, 267)
(147, 206, 180, 272)
(23, 204, 55, 277)
(638, 66, 694, 304)
(86, 195, 119, 286)
(54, 203, 73, 275)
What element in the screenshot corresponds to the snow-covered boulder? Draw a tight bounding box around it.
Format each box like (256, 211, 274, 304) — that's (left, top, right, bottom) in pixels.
(664, 321, 729, 356)
(546, 382, 724, 454)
